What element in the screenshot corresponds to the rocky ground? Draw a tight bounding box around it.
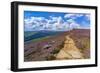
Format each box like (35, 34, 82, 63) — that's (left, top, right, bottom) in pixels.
(56, 36, 83, 59)
(24, 29, 90, 62)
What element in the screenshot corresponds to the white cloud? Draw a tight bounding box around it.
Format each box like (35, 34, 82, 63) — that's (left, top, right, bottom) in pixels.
(66, 18, 80, 30)
(70, 22, 80, 29)
(66, 19, 74, 23)
(24, 16, 81, 31)
(24, 17, 46, 31)
(85, 14, 90, 20)
(64, 14, 75, 18)
(64, 13, 83, 19)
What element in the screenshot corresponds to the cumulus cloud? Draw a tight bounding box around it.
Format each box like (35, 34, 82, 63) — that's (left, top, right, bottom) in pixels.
(64, 14, 75, 18)
(24, 16, 81, 31)
(66, 18, 80, 30)
(24, 17, 47, 31)
(69, 22, 80, 29)
(85, 14, 90, 20)
(64, 13, 84, 19)
(24, 13, 90, 31)
(24, 16, 69, 31)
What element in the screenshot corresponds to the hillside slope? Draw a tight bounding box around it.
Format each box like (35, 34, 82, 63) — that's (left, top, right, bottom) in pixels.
(24, 29, 90, 61)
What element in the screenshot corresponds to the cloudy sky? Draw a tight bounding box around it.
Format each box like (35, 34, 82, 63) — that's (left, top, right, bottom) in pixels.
(24, 11, 90, 31)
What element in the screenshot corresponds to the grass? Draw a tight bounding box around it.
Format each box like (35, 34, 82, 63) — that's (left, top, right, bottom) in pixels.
(58, 41, 65, 49)
(46, 55, 56, 60)
(78, 37, 90, 51)
(51, 48, 60, 54)
(24, 31, 37, 37)
(31, 36, 51, 42)
(25, 36, 51, 43)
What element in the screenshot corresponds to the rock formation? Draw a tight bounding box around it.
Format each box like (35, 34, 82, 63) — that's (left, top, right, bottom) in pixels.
(56, 36, 83, 59)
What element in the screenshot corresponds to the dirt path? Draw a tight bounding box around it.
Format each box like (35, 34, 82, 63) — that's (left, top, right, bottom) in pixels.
(56, 35, 83, 59)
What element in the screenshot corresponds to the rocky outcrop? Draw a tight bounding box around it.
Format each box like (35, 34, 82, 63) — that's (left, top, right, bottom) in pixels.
(56, 36, 83, 59)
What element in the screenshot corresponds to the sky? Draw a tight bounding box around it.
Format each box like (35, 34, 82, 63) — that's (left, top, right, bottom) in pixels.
(24, 11, 90, 31)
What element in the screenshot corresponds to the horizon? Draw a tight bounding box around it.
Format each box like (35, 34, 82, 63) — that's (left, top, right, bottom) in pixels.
(24, 28, 90, 32)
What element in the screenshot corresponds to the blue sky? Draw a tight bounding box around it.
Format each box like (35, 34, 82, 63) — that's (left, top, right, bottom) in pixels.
(24, 11, 90, 31)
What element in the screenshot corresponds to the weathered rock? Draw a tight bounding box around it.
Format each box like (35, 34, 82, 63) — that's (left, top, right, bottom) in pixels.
(56, 36, 83, 59)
